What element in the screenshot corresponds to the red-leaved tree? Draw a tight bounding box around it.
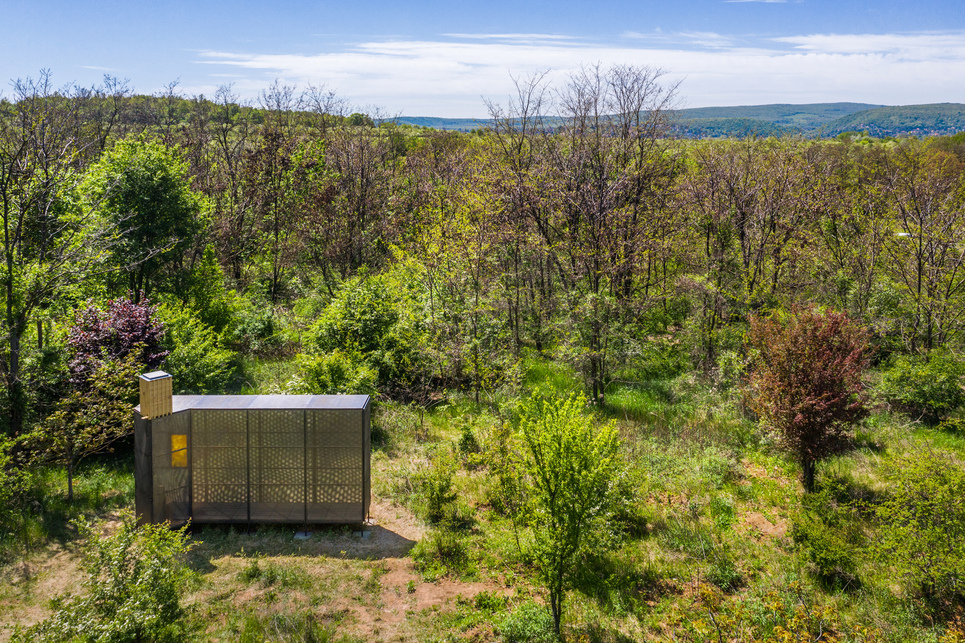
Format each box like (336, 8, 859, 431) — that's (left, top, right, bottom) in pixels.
(748, 306, 870, 492)
(67, 297, 169, 386)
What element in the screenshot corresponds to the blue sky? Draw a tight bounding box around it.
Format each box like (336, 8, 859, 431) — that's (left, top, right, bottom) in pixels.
(3, 0, 964, 117)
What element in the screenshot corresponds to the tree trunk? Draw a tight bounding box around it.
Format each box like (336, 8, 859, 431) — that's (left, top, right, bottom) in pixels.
(802, 457, 816, 494)
(6, 327, 24, 437)
(550, 587, 562, 636)
(67, 460, 74, 503)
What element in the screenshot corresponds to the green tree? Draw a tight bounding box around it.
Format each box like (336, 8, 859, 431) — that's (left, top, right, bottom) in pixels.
(518, 392, 622, 636)
(83, 135, 207, 302)
(748, 306, 870, 493)
(306, 267, 428, 392)
(158, 303, 237, 395)
(0, 73, 115, 437)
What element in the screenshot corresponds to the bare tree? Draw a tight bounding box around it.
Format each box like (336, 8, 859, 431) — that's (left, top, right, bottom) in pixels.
(879, 141, 965, 351)
(486, 72, 562, 354)
(548, 64, 680, 403)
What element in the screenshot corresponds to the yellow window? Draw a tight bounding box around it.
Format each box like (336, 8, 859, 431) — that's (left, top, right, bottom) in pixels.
(171, 434, 188, 468)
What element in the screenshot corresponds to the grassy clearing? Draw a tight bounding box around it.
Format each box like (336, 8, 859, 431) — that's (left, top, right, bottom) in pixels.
(4, 355, 965, 641)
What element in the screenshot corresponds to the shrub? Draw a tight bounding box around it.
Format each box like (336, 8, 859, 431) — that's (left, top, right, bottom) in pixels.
(175, 246, 240, 335)
(518, 392, 623, 635)
(457, 421, 481, 458)
(880, 350, 965, 424)
(306, 270, 428, 390)
(27, 352, 141, 502)
(415, 447, 458, 523)
(14, 513, 196, 643)
(483, 421, 527, 519)
(473, 589, 508, 613)
(870, 453, 965, 601)
(288, 351, 377, 396)
(412, 528, 476, 581)
(0, 437, 29, 554)
(705, 547, 742, 592)
(790, 487, 862, 589)
(238, 556, 306, 589)
(159, 304, 237, 394)
(67, 297, 168, 386)
(227, 300, 281, 354)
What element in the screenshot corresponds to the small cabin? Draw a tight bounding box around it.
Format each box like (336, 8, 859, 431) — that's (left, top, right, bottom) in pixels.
(134, 372, 371, 526)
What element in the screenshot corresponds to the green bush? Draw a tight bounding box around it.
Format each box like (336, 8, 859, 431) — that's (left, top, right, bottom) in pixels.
(790, 482, 863, 588)
(458, 421, 481, 458)
(880, 350, 965, 424)
(229, 610, 343, 643)
(238, 556, 307, 589)
(159, 304, 237, 394)
(415, 448, 458, 523)
(229, 299, 282, 354)
(709, 494, 736, 532)
(174, 246, 242, 335)
(411, 528, 476, 581)
(14, 513, 196, 643)
(288, 351, 377, 395)
(871, 453, 965, 601)
(306, 270, 428, 389)
(483, 421, 527, 519)
(0, 437, 29, 556)
(790, 516, 858, 587)
(705, 547, 742, 591)
(518, 392, 623, 634)
(500, 601, 557, 643)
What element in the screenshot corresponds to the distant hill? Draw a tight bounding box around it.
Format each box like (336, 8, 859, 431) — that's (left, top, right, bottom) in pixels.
(819, 103, 965, 137)
(674, 102, 882, 133)
(391, 116, 490, 131)
(393, 103, 965, 138)
(673, 118, 786, 139)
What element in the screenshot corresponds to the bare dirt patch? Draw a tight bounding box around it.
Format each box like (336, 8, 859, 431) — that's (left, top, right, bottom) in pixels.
(739, 510, 788, 541)
(336, 555, 513, 641)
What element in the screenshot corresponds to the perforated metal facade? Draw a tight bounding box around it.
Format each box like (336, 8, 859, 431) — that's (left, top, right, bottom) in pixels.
(135, 395, 370, 525)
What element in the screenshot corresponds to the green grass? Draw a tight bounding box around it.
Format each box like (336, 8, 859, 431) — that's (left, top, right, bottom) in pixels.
(0, 455, 135, 563)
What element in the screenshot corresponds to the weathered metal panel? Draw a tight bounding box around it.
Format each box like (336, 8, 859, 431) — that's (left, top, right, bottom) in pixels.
(149, 411, 191, 524)
(136, 394, 371, 526)
(134, 412, 153, 525)
(191, 409, 248, 522)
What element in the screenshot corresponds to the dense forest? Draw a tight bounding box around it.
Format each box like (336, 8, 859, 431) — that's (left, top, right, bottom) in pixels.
(3, 67, 965, 642)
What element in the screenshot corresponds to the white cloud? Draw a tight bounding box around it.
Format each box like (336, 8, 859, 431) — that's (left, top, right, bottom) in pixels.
(194, 30, 965, 117)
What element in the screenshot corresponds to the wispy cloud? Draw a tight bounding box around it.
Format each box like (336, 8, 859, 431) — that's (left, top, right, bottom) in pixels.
(774, 31, 965, 57)
(724, 0, 788, 3)
(443, 33, 578, 42)
(622, 30, 736, 49)
(193, 30, 965, 116)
